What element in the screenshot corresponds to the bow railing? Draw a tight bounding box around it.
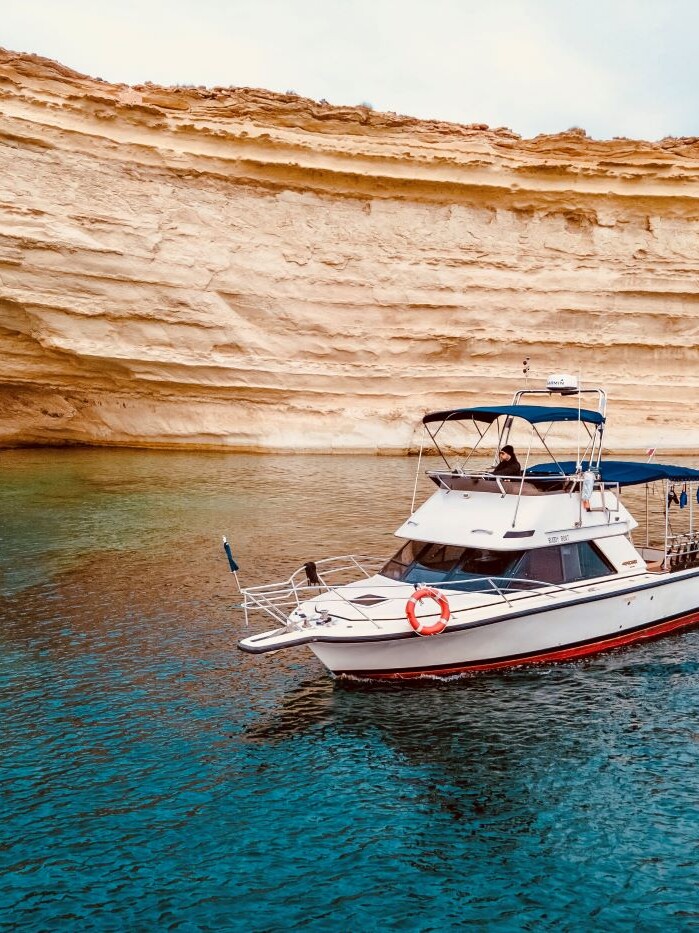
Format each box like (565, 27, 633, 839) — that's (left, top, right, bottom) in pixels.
(240, 555, 386, 627)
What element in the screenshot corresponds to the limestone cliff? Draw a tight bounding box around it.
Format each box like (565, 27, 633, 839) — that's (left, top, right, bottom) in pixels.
(1, 47, 699, 453)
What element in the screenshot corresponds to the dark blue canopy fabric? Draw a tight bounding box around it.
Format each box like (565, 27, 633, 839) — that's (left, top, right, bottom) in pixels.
(527, 460, 699, 487)
(422, 404, 605, 427)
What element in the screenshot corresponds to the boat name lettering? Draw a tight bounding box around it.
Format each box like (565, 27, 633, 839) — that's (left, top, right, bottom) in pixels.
(547, 534, 570, 544)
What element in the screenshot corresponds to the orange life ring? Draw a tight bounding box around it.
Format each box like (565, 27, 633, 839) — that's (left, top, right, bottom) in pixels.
(406, 587, 450, 636)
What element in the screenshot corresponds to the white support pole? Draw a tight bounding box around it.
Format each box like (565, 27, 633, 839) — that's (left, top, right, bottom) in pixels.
(690, 481, 694, 540)
(576, 371, 582, 469)
(511, 429, 534, 528)
(645, 484, 649, 549)
(411, 429, 425, 515)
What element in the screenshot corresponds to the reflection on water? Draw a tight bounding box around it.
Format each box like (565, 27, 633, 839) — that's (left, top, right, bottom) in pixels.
(1, 448, 699, 930)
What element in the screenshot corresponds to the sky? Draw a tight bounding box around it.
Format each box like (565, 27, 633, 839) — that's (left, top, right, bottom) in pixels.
(4, 0, 699, 140)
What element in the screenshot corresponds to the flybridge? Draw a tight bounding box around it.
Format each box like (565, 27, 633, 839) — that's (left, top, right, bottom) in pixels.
(423, 373, 606, 428)
(418, 376, 607, 486)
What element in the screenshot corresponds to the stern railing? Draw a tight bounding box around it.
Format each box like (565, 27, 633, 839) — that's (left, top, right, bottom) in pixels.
(665, 532, 699, 570)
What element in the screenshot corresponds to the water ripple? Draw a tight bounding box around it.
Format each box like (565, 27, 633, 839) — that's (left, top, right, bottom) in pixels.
(1, 449, 699, 930)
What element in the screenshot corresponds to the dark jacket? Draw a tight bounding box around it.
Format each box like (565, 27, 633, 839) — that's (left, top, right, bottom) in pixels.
(492, 458, 522, 477)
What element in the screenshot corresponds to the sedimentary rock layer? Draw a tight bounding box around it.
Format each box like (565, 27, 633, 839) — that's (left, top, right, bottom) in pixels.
(1, 48, 699, 452)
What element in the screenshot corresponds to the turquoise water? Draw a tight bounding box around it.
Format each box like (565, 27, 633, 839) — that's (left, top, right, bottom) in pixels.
(1, 449, 699, 931)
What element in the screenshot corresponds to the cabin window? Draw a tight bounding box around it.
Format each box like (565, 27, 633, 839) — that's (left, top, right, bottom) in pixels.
(513, 546, 564, 585)
(381, 539, 615, 590)
(509, 541, 614, 588)
(381, 541, 470, 585)
(454, 548, 525, 581)
(381, 542, 525, 589)
(560, 541, 615, 581)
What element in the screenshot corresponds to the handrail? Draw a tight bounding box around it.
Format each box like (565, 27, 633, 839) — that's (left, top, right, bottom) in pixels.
(427, 467, 620, 483)
(240, 555, 387, 624)
(426, 469, 622, 490)
(477, 575, 576, 599)
(242, 554, 385, 598)
(238, 558, 591, 629)
(665, 531, 699, 570)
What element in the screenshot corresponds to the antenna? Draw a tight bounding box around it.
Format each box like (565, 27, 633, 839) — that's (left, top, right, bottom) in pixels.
(576, 369, 582, 470)
(522, 357, 530, 388)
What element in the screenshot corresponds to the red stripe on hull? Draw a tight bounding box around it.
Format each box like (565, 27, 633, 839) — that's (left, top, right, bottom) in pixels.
(348, 609, 699, 681)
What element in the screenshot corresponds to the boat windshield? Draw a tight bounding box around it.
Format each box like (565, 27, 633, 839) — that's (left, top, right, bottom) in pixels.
(380, 539, 615, 591)
(381, 541, 525, 591)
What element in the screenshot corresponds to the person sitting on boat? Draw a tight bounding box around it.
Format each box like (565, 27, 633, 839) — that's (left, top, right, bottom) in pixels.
(492, 444, 522, 476)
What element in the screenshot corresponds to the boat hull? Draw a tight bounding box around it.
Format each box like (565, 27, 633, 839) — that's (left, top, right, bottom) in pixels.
(310, 571, 699, 679)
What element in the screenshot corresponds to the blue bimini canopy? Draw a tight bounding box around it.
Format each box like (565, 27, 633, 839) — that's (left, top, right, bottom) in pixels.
(527, 460, 699, 487)
(422, 404, 605, 427)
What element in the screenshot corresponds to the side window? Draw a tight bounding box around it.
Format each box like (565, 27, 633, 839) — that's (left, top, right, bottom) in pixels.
(560, 543, 581, 581)
(515, 542, 616, 586)
(516, 547, 564, 585)
(563, 541, 615, 581)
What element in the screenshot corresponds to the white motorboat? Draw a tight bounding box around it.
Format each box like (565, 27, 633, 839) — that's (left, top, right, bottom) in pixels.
(236, 375, 699, 680)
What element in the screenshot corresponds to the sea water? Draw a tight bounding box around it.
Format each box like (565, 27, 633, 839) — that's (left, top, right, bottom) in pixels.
(1, 449, 698, 931)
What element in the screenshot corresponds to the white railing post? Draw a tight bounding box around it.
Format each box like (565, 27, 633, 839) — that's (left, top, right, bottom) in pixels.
(411, 431, 425, 514)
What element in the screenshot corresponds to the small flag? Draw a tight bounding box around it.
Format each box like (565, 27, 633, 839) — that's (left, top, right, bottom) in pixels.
(646, 448, 656, 461)
(222, 536, 239, 573)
